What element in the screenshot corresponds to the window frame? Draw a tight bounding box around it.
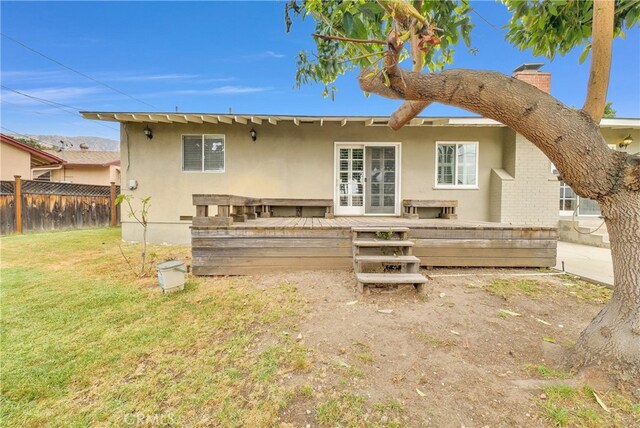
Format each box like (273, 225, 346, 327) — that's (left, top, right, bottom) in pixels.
(434, 141, 479, 189)
(181, 134, 226, 173)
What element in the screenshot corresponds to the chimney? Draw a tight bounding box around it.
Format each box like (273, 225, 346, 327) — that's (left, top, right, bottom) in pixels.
(513, 63, 551, 94)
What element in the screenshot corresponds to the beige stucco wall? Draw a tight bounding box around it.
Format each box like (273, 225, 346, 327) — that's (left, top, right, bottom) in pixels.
(0, 142, 32, 180)
(119, 121, 511, 243)
(51, 165, 115, 185)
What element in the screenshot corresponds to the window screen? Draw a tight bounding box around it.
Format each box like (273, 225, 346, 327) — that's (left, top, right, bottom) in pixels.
(182, 135, 224, 172)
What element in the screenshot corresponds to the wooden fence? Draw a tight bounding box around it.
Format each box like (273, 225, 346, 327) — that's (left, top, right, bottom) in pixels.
(0, 176, 120, 235)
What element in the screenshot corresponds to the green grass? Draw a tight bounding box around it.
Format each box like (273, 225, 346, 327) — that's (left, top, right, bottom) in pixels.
(486, 278, 546, 299)
(486, 276, 612, 304)
(526, 364, 573, 380)
(540, 384, 640, 427)
(0, 228, 308, 427)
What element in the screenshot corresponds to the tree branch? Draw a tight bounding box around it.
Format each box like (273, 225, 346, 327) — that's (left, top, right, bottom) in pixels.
(312, 33, 387, 45)
(389, 1, 430, 131)
(389, 100, 431, 130)
(582, 0, 614, 123)
(376, 0, 429, 29)
(359, 66, 624, 200)
(338, 50, 385, 65)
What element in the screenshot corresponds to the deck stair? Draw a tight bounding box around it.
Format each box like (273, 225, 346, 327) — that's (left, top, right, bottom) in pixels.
(351, 227, 428, 294)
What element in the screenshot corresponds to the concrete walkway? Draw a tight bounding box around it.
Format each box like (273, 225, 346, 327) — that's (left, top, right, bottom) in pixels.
(555, 241, 614, 287)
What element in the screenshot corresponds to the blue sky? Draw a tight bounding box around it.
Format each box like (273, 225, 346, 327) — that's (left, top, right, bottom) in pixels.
(1, 0, 639, 140)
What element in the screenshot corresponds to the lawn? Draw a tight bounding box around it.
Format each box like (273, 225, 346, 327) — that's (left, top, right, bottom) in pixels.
(1, 228, 638, 427)
(1, 228, 309, 427)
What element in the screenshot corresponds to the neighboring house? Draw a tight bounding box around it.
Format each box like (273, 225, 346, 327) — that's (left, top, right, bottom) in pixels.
(81, 66, 640, 245)
(0, 134, 64, 181)
(38, 149, 121, 186)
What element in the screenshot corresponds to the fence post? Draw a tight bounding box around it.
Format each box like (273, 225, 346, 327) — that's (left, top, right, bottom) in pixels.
(110, 182, 117, 227)
(14, 175, 22, 234)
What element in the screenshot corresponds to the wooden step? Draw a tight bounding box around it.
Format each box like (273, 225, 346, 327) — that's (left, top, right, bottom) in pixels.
(354, 255, 420, 264)
(351, 227, 410, 233)
(352, 239, 414, 247)
(355, 273, 427, 284)
(355, 272, 428, 294)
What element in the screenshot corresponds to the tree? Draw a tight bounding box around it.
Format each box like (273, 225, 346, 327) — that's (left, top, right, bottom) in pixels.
(115, 195, 151, 277)
(288, 0, 640, 380)
(604, 101, 617, 118)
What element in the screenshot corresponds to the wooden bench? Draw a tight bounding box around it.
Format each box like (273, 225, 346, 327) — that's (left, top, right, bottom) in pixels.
(403, 199, 458, 219)
(192, 194, 257, 226)
(192, 194, 334, 227)
(259, 198, 334, 219)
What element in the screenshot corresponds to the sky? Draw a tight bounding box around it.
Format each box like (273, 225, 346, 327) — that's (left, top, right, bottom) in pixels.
(1, 0, 639, 141)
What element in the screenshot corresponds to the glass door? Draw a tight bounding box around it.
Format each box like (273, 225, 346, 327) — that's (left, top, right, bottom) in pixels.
(335, 146, 364, 215)
(366, 146, 396, 214)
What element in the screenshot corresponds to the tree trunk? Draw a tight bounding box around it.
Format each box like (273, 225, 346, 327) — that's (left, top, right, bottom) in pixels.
(572, 190, 640, 379)
(359, 66, 640, 376)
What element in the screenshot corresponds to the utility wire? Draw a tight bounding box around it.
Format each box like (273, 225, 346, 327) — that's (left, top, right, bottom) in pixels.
(1, 99, 53, 115)
(0, 125, 37, 141)
(1, 84, 80, 113)
(1, 32, 158, 109)
(470, 8, 501, 32)
(1, 85, 119, 131)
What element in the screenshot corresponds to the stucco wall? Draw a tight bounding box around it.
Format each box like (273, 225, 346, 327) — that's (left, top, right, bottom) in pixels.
(0, 142, 32, 180)
(51, 165, 113, 185)
(120, 121, 508, 243)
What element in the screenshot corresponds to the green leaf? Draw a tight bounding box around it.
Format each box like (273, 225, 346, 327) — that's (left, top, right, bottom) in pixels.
(578, 44, 591, 64)
(351, 14, 367, 40)
(342, 11, 353, 35)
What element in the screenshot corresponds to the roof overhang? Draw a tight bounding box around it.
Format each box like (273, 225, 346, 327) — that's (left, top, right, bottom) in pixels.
(1, 134, 65, 166)
(80, 112, 640, 129)
(80, 112, 507, 127)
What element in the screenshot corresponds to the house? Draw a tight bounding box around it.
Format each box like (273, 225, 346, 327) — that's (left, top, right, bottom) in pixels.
(0, 134, 64, 181)
(78, 66, 639, 277)
(37, 149, 121, 186)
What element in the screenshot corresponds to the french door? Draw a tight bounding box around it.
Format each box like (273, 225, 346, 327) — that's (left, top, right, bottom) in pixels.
(334, 143, 399, 216)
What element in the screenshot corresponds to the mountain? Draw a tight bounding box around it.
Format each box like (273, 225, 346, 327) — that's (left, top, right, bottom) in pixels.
(9, 135, 119, 152)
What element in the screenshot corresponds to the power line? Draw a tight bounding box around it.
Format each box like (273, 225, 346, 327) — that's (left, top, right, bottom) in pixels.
(0, 125, 38, 140)
(1, 84, 119, 131)
(1, 99, 53, 115)
(1, 32, 158, 109)
(1, 85, 80, 113)
(471, 8, 501, 32)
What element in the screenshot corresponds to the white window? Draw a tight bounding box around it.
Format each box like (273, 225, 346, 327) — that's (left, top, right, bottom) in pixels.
(435, 142, 478, 188)
(182, 134, 225, 172)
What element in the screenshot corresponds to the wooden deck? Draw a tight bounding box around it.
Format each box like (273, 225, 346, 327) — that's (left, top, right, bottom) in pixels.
(191, 217, 558, 275)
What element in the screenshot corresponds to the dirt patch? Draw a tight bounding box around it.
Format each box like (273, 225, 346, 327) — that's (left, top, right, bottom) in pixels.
(251, 268, 636, 427)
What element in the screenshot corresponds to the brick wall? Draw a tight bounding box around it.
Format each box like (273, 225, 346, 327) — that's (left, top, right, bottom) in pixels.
(490, 133, 559, 226)
(513, 71, 551, 94)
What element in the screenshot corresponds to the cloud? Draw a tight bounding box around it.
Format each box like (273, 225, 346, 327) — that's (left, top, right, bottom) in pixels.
(2, 69, 234, 85)
(1, 70, 71, 83)
(168, 85, 271, 95)
(235, 51, 287, 62)
(259, 50, 286, 59)
(1, 86, 104, 106)
(95, 72, 202, 82)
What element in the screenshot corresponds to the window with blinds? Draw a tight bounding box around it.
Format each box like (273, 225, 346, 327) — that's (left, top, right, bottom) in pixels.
(436, 142, 478, 188)
(182, 135, 225, 172)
